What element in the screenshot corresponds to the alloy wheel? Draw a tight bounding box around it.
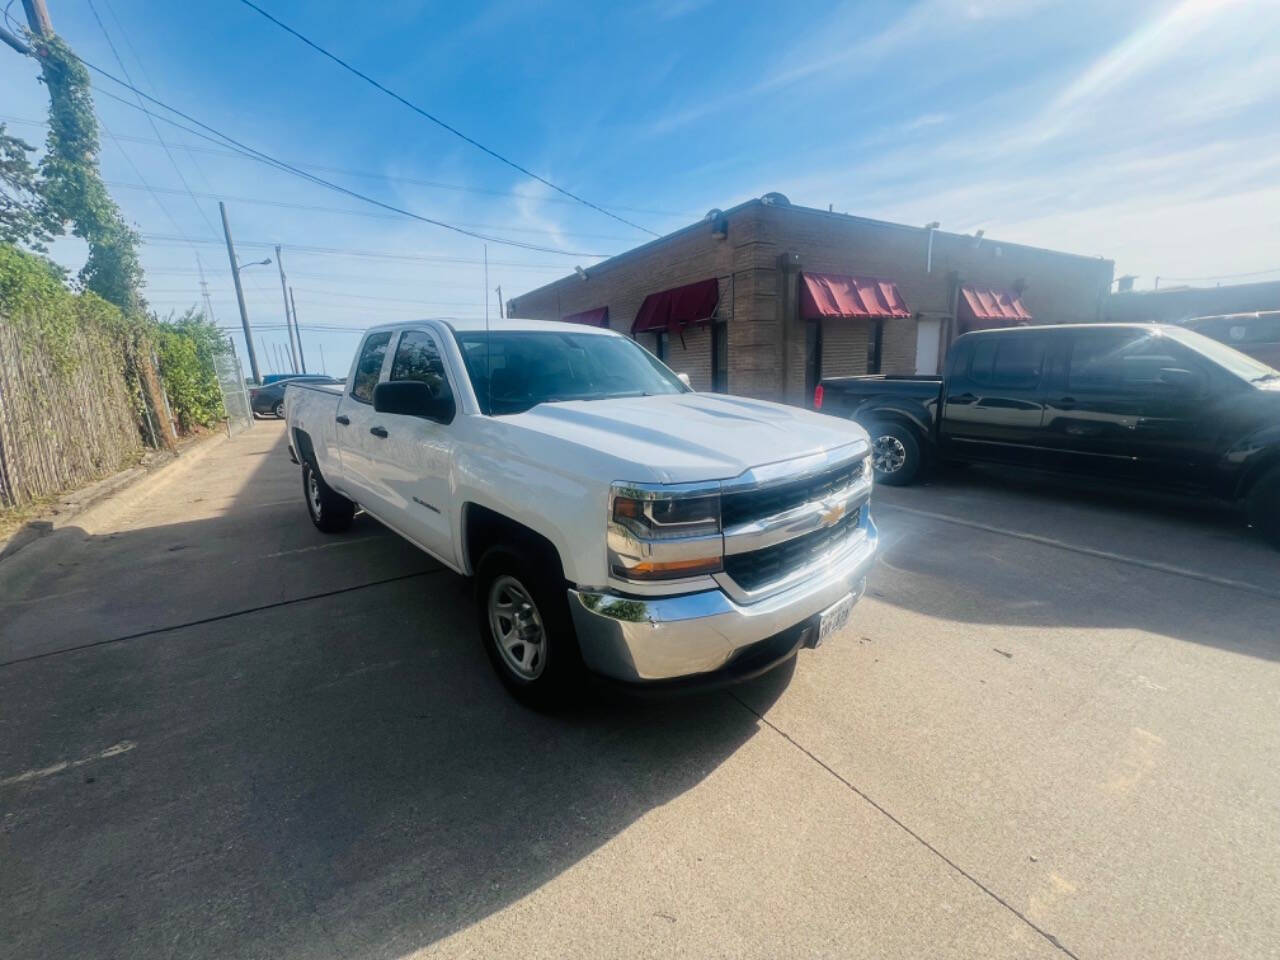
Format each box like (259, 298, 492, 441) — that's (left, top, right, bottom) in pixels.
(872, 435, 907, 474)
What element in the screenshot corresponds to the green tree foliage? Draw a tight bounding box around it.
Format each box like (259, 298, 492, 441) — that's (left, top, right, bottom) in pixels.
(0, 123, 60, 252)
(152, 309, 227, 431)
(31, 34, 143, 312)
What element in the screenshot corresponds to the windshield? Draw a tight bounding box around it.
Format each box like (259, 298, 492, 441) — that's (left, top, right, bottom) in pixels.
(455, 330, 689, 415)
(1163, 326, 1280, 383)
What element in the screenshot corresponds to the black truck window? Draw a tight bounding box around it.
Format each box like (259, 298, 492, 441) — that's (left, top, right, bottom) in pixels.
(1068, 331, 1187, 390)
(968, 335, 1046, 389)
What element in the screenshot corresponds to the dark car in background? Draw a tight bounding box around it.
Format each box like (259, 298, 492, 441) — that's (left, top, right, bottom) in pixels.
(814, 323, 1280, 545)
(250, 375, 341, 418)
(1179, 311, 1280, 369)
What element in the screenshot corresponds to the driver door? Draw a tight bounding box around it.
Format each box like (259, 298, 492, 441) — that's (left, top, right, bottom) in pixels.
(365, 328, 458, 566)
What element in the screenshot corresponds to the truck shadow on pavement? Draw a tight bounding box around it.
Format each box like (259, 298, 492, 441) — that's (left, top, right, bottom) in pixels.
(0, 429, 795, 959)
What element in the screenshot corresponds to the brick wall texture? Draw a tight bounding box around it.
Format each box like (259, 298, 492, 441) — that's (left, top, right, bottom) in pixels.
(509, 201, 1115, 406)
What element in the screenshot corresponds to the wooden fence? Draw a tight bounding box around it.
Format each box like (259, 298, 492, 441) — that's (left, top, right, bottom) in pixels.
(0, 315, 145, 509)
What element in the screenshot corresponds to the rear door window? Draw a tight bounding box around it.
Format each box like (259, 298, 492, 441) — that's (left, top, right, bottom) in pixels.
(350, 332, 392, 403)
(968, 336, 1047, 389)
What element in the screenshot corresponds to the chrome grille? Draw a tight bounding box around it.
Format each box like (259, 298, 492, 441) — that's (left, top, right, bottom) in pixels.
(721, 458, 862, 528)
(723, 509, 862, 592)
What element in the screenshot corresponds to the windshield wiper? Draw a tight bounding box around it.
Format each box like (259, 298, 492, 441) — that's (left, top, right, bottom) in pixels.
(1252, 372, 1280, 383)
(539, 391, 656, 404)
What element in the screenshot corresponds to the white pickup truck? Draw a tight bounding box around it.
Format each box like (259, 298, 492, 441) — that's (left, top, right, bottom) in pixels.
(285, 318, 877, 704)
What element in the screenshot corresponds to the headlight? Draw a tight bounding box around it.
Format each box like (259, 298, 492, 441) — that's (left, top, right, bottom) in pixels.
(608, 482, 722, 581)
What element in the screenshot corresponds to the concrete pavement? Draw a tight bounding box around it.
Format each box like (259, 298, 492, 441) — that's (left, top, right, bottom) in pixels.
(1, 421, 1277, 959)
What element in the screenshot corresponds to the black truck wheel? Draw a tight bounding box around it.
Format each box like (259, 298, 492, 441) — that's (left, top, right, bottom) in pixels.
(867, 421, 923, 486)
(1248, 465, 1280, 548)
(303, 462, 355, 533)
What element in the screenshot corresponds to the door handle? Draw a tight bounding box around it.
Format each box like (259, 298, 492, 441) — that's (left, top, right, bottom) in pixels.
(950, 392, 977, 403)
(370, 426, 389, 438)
(1057, 396, 1077, 409)
(335, 415, 350, 425)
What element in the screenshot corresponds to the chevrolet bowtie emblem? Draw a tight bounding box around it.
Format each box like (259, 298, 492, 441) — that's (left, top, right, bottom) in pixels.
(820, 500, 846, 526)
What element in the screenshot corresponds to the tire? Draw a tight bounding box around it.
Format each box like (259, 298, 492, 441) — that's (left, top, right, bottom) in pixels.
(867, 420, 923, 486)
(475, 545, 582, 708)
(1247, 466, 1280, 548)
(302, 462, 355, 533)
(274, 400, 286, 419)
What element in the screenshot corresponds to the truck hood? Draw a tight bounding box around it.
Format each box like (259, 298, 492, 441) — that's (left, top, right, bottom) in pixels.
(504, 393, 869, 484)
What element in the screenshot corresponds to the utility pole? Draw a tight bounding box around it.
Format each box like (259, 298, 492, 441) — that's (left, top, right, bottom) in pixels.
(319, 342, 327, 377)
(21, 0, 54, 37)
(289, 285, 307, 373)
(275, 244, 299, 373)
(495, 284, 505, 318)
(220, 202, 262, 383)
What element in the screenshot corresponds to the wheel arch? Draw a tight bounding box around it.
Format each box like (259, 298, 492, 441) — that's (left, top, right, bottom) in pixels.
(461, 503, 568, 583)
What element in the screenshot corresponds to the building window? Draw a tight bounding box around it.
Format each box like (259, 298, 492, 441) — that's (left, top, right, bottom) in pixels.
(711, 321, 728, 392)
(655, 332, 668, 361)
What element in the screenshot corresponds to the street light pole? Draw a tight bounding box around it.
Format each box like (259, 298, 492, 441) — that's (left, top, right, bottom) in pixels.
(221, 202, 262, 383)
(289, 286, 307, 373)
(275, 244, 300, 374)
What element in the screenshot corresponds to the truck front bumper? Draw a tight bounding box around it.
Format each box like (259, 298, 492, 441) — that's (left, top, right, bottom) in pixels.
(567, 517, 877, 684)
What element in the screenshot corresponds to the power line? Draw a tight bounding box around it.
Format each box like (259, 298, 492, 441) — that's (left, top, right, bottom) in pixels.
(149, 286, 483, 307)
(98, 0, 218, 197)
(0, 113, 681, 217)
(85, 0, 221, 240)
(136, 233, 581, 270)
(234, 0, 659, 238)
(146, 266, 502, 287)
(103, 180, 637, 242)
(66, 51, 612, 258)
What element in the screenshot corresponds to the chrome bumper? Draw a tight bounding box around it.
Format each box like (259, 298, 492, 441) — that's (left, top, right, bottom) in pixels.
(567, 513, 877, 683)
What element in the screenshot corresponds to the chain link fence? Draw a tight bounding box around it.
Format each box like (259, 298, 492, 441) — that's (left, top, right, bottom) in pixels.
(213, 344, 254, 437)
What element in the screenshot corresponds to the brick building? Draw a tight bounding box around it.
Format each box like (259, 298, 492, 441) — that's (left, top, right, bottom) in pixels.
(1104, 279, 1280, 325)
(508, 196, 1114, 404)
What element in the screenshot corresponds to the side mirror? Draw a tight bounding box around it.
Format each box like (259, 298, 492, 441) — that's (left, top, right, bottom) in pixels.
(676, 372, 693, 389)
(373, 380, 455, 423)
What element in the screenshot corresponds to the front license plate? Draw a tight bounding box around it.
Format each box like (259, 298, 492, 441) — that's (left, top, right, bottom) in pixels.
(814, 593, 854, 647)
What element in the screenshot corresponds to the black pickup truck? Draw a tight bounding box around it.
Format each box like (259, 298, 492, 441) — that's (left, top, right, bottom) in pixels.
(814, 323, 1280, 544)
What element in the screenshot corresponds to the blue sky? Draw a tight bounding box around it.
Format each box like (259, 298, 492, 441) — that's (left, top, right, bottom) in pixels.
(3, 0, 1278, 378)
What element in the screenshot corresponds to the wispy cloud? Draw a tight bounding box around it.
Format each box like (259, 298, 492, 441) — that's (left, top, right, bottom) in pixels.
(902, 112, 948, 132)
(643, 0, 1057, 137)
(1016, 0, 1265, 146)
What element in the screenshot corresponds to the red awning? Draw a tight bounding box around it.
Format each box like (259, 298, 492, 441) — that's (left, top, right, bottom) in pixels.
(958, 287, 1032, 331)
(631, 278, 720, 335)
(562, 306, 609, 327)
(800, 273, 911, 321)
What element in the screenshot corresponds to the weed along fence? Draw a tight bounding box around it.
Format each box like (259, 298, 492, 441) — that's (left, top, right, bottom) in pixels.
(0, 308, 145, 510)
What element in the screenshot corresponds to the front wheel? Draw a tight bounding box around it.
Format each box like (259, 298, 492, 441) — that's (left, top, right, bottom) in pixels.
(867, 421, 923, 486)
(476, 547, 581, 708)
(1247, 466, 1280, 548)
(274, 400, 286, 419)
(303, 462, 355, 533)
